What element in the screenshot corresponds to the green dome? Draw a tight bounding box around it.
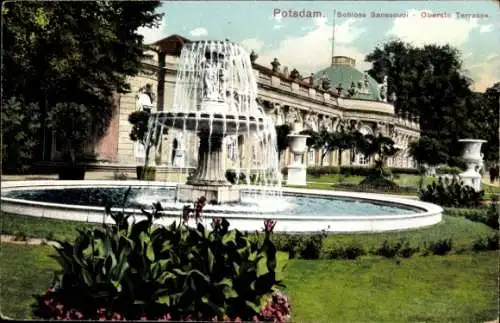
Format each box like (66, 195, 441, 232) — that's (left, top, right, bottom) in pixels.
(312, 56, 382, 102)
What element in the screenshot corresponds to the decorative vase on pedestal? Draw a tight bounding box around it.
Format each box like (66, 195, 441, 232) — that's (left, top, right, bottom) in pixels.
(458, 139, 486, 192)
(286, 133, 309, 186)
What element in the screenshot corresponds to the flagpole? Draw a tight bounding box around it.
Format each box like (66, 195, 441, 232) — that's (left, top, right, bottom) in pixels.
(331, 9, 336, 65)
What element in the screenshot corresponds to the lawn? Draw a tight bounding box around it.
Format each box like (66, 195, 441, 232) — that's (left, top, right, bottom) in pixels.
(305, 174, 435, 187)
(2, 212, 496, 255)
(0, 243, 497, 322)
(285, 252, 498, 322)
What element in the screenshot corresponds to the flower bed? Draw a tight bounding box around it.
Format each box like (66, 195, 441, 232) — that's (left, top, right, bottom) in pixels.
(32, 197, 291, 322)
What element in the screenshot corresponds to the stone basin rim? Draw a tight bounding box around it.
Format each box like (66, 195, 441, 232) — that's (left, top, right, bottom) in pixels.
(0, 180, 443, 222)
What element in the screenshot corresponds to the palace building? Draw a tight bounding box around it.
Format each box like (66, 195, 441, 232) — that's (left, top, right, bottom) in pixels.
(72, 34, 420, 170)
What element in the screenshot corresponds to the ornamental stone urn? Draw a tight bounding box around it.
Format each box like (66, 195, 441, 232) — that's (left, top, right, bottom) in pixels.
(458, 139, 487, 192)
(286, 124, 309, 186)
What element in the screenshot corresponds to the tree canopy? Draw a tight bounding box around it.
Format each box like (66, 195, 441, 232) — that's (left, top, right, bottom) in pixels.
(365, 40, 498, 165)
(2, 1, 163, 170)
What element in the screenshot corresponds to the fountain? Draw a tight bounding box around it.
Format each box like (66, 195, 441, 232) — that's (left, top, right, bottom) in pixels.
(286, 122, 309, 186)
(149, 40, 280, 204)
(458, 139, 487, 192)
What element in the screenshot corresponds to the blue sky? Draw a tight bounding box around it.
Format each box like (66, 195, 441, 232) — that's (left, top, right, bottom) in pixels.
(139, 1, 500, 91)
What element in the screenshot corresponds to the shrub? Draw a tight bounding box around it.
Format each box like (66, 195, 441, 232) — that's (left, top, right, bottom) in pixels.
(472, 233, 499, 251)
(419, 177, 484, 208)
(390, 167, 420, 175)
(304, 166, 419, 177)
(323, 243, 366, 260)
(136, 165, 156, 180)
(333, 183, 416, 195)
(450, 203, 499, 230)
(270, 234, 301, 259)
(359, 173, 399, 189)
(435, 166, 462, 175)
(424, 239, 453, 255)
(298, 233, 326, 260)
(307, 166, 340, 177)
(270, 233, 326, 260)
(33, 197, 290, 322)
(374, 239, 420, 259)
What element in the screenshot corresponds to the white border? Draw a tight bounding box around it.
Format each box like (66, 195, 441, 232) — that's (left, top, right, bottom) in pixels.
(1, 180, 443, 233)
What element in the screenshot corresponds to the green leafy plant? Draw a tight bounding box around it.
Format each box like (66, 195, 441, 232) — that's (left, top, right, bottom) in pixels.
(34, 197, 290, 321)
(419, 177, 484, 207)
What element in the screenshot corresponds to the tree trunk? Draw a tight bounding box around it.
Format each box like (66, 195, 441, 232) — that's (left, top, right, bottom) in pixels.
(338, 149, 342, 166)
(321, 151, 328, 166)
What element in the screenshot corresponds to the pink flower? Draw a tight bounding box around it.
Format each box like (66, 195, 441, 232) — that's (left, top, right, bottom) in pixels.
(140, 315, 148, 321)
(264, 219, 277, 233)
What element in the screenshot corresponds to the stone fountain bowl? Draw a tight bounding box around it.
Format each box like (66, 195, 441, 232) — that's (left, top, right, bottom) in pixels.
(154, 111, 268, 135)
(288, 134, 309, 153)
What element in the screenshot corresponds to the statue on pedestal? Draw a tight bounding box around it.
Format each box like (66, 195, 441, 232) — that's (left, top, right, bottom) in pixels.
(201, 51, 226, 102)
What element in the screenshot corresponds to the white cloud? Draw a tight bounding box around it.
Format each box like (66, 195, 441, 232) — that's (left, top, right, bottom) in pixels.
(240, 38, 265, 52)
(255, 18, 368, 75)
(387, 9, 480, 47)
(189, 27, 208, 37)
(470, 58, 500, 92)
(137, 16, 167, 44)
(479, 24, 494, 33)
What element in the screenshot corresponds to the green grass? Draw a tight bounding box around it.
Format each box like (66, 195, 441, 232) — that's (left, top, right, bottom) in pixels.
(1, 213, 100, 242)
(0, 243, 497, 321)
(306, 174, 435, 187)
(0, 244, 59, 319)
(284, 252, 498, 322)
(2, 211, 496, 257)
(321, 215, 496, 254)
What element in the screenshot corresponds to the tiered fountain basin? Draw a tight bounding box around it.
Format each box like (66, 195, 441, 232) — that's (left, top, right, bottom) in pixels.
(1, 180, 443, 233)
(153, 111, 267, 133)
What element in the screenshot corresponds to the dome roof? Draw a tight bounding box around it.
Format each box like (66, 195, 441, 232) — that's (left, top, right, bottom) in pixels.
(312, 56, 381, 102)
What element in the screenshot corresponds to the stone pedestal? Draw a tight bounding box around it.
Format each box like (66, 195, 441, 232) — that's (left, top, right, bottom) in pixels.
(286, 134, 309, 186)
(175, 133, 241, 204)
(458, 139, 486, 192)
(287, 165, 307, 186)
(176, 184, 241, 204)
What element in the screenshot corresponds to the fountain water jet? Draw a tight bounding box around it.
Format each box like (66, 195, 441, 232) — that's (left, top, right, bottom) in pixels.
(150, 40, 281, 204)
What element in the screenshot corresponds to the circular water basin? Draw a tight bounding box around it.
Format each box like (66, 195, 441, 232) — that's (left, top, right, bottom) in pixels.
(1, 180, 443, 233)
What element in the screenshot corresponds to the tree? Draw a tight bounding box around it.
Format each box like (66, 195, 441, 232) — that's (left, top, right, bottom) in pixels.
(365, 41, 474, 164)
(298, 128, 335, 166)
(128, 111, 165, 167)
(1, 97, 40, 172)
(275, 124, 291, 162)
(480, 83, 500, 163)
(329, 130, 354, 166)
(2, 1, 163, 169)
(358, 134, 399, 176)
(47, 103, 94, 167)
(408, 136, 448, 167)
